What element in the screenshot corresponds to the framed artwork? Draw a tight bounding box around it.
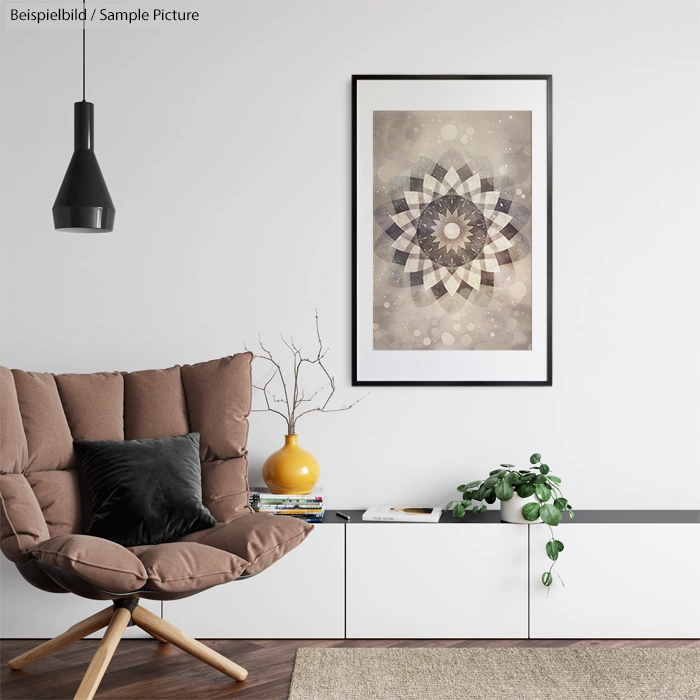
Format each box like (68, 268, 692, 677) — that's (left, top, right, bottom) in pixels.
(352, 75, 552, 386)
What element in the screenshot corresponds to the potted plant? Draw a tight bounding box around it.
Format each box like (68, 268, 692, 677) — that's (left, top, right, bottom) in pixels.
(447, 453, 574, 589)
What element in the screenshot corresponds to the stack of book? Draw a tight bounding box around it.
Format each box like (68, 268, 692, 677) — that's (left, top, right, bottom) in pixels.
(249, 487, 325, 523)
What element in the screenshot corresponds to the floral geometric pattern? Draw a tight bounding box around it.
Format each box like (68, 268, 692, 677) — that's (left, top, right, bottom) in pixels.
(374, 148, 532, 316)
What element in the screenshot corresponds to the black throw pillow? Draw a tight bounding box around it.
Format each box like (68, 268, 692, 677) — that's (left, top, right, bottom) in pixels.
(74, 432, 216, 548)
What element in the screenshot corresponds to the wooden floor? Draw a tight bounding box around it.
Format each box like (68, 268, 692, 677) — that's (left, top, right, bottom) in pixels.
(2, 637, 698, 700)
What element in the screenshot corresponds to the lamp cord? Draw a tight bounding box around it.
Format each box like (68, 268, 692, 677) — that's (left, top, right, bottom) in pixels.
(82, 0, 86, 101)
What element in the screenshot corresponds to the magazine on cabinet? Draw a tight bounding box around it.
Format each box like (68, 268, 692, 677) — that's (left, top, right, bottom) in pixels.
(362, 507, 442, 523)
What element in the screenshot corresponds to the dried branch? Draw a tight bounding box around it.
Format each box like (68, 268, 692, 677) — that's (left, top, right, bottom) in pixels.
(247, 312, 368, 434)
(248, 370, 289, 424)
(295, 385, 324, 406)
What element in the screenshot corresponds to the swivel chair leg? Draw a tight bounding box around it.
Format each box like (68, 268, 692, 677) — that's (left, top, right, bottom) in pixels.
(147, 630, 169, 644)
(73, 607, 131, 700)
(8, 606, 114, 670)
(131, 605, 248, 681)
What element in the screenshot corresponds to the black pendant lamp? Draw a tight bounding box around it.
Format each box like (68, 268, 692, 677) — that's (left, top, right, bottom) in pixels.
(53, 1, 115, 233)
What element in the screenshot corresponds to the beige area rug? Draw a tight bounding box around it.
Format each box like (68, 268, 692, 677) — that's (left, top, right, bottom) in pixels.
(289, 647, 700, 700)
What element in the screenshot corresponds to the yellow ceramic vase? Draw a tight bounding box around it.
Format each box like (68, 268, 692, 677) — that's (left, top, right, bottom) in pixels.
(262, 435, 320, 495)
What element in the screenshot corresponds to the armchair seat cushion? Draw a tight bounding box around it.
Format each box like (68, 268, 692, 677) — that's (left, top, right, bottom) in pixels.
(179, 512, 313, 576)
(130, 542, 249, 593)
(32, 535, 147, 593)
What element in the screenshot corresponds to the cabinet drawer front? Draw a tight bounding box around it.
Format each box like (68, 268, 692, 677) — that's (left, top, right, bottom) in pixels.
(529, 523, 700, 638)
(346, 524, 528, 639)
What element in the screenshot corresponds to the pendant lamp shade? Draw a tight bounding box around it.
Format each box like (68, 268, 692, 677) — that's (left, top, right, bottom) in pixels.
(53, 101, 115, 233)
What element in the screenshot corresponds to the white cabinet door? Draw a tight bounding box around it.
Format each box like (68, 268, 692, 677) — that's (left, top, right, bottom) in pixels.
(529, 523, 700, 638)
(163, 524, 345, 638)
(346, 524, 528, 639)
(0, 557, 161, 638)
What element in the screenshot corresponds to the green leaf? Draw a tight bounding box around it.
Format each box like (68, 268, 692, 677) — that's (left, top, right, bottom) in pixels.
(535, 484, 552, 502)
(530, 453, 542, 464)
(453, 504, 466, 519)
(478, 505, 488, 514)
(568, 510, 575, 520)
(473, 487, 485, 501)
(545, 541, 559, 561)
(516, 483, 536, 498)
(505, 472, 520, 485)
(540, 503, 563, 526)
(495, 479, 514, 501)
(489, 469, 502, 476)
(483, 476, 500, 489)
(461, 500, 472, 508)
(534, 475, 548, 485)
(553, 497, 568, 510)
(446, 501, 455, 510)
(500, 464, 516, 469)
(465, 480, 483, 489)
(518, 469, 531, 474)
(484, 490, 497, 505)
(554, 540, 564, 552)
(542, 571, 553, 586)
(472, 505, 482, 515)
(548, 475, 562, 484)
(539, 464, 550, 475)
(457, 485, 467, 493)
(522, 503, 541, 521)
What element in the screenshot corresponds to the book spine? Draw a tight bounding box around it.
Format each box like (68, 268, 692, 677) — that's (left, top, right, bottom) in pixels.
(250, 502, 324, 507)
(250, 502, 324, 508)
(250, 500, 325, 506)
(254, 511, 325, 516)
(248, 501, 326, 510)
(251, 512, 324, 522)
(249, 493, 324, 501)
(252, 503, 325, 508)
(250, 507, 324, 511)
(253, 508, 325, 512)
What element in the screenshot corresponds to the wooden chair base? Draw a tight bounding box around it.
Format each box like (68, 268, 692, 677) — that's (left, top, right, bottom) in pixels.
(8, 602, 248, 700)
(7, 607, 114, 672)
(131, 606, 248, 681)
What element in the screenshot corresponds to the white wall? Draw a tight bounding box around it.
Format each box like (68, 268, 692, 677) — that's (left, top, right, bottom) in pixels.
(1, 0, 699, 514)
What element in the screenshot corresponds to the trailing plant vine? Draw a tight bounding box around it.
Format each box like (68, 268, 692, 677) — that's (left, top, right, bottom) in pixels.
(447, 453, 574, 590)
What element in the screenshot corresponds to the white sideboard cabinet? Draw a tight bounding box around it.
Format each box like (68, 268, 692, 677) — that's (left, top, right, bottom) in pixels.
(3, 511, 698, 640)
(529, 513, 700, 639)
(345, 515, 528, 638)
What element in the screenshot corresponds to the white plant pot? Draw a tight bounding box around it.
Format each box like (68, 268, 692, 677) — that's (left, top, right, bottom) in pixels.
(500, 493, 541, 524)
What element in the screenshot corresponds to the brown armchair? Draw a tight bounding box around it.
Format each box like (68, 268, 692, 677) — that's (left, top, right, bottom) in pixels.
(0, 353, 312, 699)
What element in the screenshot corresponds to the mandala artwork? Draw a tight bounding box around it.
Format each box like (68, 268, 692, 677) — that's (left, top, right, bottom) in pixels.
(373, 111, 533, 351)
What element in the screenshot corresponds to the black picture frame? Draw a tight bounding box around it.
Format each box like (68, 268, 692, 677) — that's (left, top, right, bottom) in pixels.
(352, 74, 552, 387)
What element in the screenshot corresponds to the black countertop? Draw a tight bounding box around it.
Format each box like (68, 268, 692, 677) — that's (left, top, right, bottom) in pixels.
(322, 510, 700, 524)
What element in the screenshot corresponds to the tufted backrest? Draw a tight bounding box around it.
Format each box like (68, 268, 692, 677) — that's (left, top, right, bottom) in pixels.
(0, 354, 253, 563)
